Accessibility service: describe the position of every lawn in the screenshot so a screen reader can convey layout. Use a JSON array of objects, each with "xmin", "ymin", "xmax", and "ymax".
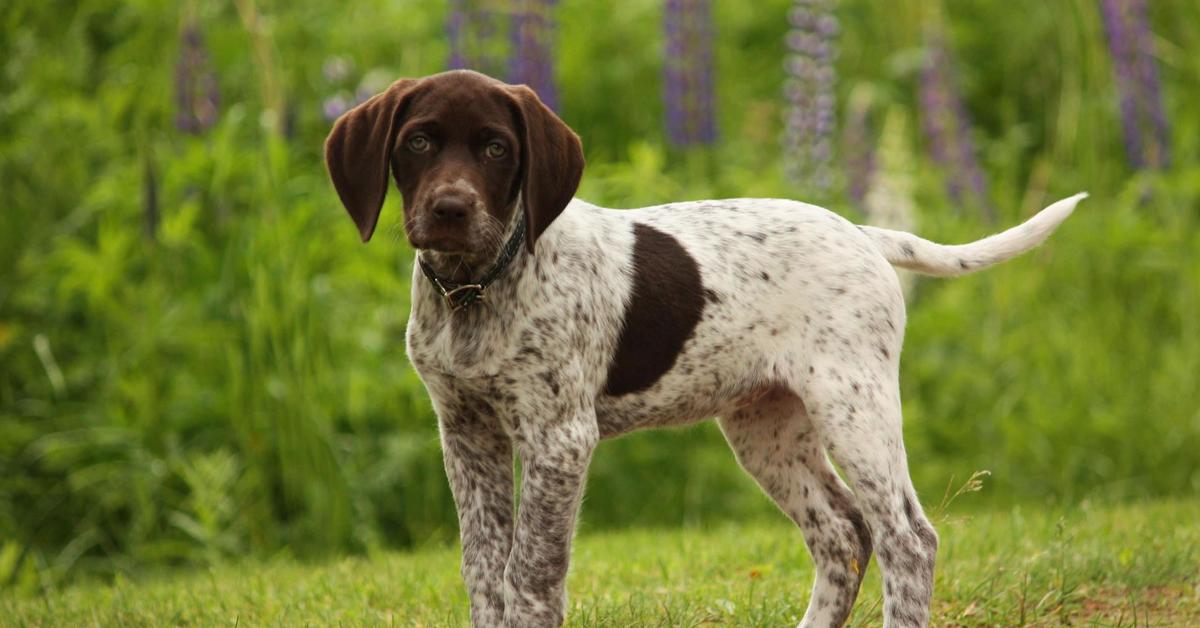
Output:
[{"xmin": 4, "ymin": 499, "xmax": 1197, "ymax": 626}]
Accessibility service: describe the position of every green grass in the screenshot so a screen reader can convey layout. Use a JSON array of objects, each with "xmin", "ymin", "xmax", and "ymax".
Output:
[{"xmin": 4, "ymin": 499, "xmax": 1197, "ymax": 626}]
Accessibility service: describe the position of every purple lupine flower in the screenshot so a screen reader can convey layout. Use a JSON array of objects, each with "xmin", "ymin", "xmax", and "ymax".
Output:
[
  {"xmin": 1101, "ymin": 0, "xmax": 1145, "ymax": 167},
  {"xmin": 918, "ymin": 32, "xmax": 993, "ymax": 221},
  {"xmin": 174, "ymin": 21, "xmax": 220, "ymax": 134},
  {"xmin": 322, "ymin": 92, "xmax": 352, "ymax": 122},
  {"xmin": 664, "ymin": 0, "xmax": 685, "ymax": 145},
  {"xmin": 509, "ymin": 1, "xmax": 560, "ymax": 112},
  {"xmin": 843, "ymin": 88, "xmax": 876, "ymax": 208},
  {"xmin": 446, "ymin": 1, "xmax": 506, "ymax": 78},
  {"xmin": 1099, "ymin": 0, "xmax": 1170, "ymax": 169},
  {"xmin": 663, "ymin": 0, "xmax": 717, "ymax": 146},
  {"xmin": 447, "ymin": 0, "xmax": 470, "ymax": 70},
  {"xmin": 320, "ymin": 69, "xmax": 392, "ymax": 122},
  {"xmin": 782, "ymin": 0, "xmax": 837, "ymax": 193}
]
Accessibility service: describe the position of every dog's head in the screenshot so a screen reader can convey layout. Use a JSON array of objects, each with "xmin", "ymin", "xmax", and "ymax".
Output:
[{"xmin": 324, "ymin": 70, "xmax": 584, "ymax": 264}]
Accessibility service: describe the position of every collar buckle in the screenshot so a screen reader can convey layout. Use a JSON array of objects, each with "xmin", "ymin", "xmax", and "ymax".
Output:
[{"xmin": 440, "ymin": 283, "xmax": 485, "ymax": 312}]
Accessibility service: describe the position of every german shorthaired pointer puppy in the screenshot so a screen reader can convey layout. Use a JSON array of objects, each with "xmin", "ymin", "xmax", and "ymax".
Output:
[{"xmin": 325, "ymin": 70, "xmax": 1084, "ymax": 627}]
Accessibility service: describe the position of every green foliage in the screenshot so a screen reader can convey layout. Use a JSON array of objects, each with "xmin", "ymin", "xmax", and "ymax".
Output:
[{"xmin": 1, "ymin": 0, "xmax": 1198, "ymax": 593}]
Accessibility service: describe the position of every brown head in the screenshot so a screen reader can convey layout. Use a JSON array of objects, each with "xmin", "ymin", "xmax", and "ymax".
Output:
[{"xmin": 324, "ymin": 70, "xmax": 585, "ymax": 269}]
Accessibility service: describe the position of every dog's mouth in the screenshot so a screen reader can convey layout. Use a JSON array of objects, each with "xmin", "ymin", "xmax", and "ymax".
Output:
[
  {"xmin": 410, "ymin": 236, "xmax": 470, "ymax": 255},
  {"xmin": 407, "ymin": 230, "xmax": 495, "ymax": 279},
  {"xmin": 405, "ymin": 208, "xmax": 518, "ymax": 277},
  {"xmin": 406, "ymin": 222, "xmax": 475, "ymax": 255}
]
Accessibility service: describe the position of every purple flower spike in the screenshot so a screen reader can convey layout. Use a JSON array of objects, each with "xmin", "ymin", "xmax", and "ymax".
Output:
[
  {"xmin": 175, "ymin": 21, "xmax": 220, "ymax": 134},
  {"xmin": 918, "ymin": 32, "xmax": 993, "ymax": 221},
  {"xmin": 842, "ymin": 89, "xmax": 876, "ymax": 209},
  {"xmin": 782, "ymin": 0, "xmax": 837, "ymax": 193},
  {"xmin": 447, "ymin": 0, "xmax": 469, "ymax": 70},
  {"xmin": 445, "ymin": 0, "xmax": 507, "ymax": 77},
  {"xmin": 1100, "ymin": 0, "xmax": 1170, "ymax": 169},
  {"xmin": 322, "ymin": 93, "xmax": 352, "ymax": 122},
  {"xmin": 509, "ymin": 0, "xmax": 561, "ymax": 112},
  {"xmin": 663, "ymin": 0, "xmax": 717, "ymax": 146}
]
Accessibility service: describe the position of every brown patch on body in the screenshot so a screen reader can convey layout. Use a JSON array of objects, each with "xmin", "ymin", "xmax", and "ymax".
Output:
[{"xmin": 603, "ymin": 223, "xmax": 706, "ymax": 396}]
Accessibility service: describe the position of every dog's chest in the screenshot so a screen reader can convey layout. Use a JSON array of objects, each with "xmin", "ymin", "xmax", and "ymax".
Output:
[
  {"xmin": 405, "ymin": 280, "xmax": 598, "ymax": 404},
  {"xmin": 406, "ymin": 306, "xmax": 517, "ymax": 385}
]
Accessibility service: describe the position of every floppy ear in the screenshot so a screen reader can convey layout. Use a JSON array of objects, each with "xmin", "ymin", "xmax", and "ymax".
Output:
[
  {"xmin": 324, "ymin": 79, "xmax": 420, "ymax": 242},
  {"xmin": 506, "ymin": 85, "xmax": 585, "ymax": 253}
]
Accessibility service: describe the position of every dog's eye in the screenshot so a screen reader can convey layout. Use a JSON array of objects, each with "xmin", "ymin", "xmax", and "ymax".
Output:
[
  {"xmin": 485, "ymin": 141, "xmax": 507, "ymax": 159},
  {"xmin": 407, "ymin": 134, "xmax": 431, "ymax": 153}
]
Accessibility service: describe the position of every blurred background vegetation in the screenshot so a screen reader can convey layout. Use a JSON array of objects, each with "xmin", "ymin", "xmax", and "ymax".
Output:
[{"xmin": 1, "ymin": 0, "xmax": 1197, "ymax": 595}]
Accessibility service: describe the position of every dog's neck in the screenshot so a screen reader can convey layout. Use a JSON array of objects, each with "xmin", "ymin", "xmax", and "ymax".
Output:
[
  {"xmin": 415, "ymin": 206, "xmax": 528, "ymax": 314},
  {"xmin": 419, "ymin": 251, "xmax": 487, "ymax": 286}
]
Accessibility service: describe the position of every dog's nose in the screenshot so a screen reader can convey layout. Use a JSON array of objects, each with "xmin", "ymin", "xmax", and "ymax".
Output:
[{"xmin": 431, "ymin": 197, "xmax": 471, "ymax": 223}]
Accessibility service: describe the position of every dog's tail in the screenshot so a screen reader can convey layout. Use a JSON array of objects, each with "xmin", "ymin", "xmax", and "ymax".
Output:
[{"xmin": 860, "ymin": 193, "xmax": 1087, "ymax": 277}]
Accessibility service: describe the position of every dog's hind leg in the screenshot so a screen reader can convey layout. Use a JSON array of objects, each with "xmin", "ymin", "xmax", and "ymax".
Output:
[
  {"xmin": 797, "ymin": 357, "xmax": 938, "ymax": 628},
  {"xmin": 719, "ymin": 389, "xmax": 873, "ymax": 627}
]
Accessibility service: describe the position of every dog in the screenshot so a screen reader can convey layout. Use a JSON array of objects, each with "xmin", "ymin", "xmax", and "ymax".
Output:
[{"xmin": 324, "ymin": 69, "xmax": 1084, "ymax": 627}]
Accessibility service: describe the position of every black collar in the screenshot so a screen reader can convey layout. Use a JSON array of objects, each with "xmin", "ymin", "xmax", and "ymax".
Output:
[{"xmin": 417, "ymin": 214, "xmax": 526, "ymax": 313}]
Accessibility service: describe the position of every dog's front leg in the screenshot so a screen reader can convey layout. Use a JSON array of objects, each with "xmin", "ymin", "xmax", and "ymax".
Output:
[
  {"xmin": 439, "ymin": 405, "xmax": 515, "ymax": 627},
  {"xmin": 504, "ymin": 414, "xmax": 598, "ymax": 627}
]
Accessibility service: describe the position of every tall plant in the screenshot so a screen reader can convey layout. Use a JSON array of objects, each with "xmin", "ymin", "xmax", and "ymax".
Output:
[
  {"xmin": 842, "ymin": 86, "xmax": 875, "ymax": 208},
  {"xmin": 782, "ymin": 0, "xmax": 837, "ymax": 194},
  {"xmin": 864, "ymin": 107, "xmax": 917, "ymax": 297},
  {"xmin": 918, "ymin": 31, "xmax": 993, "ymax": 221},
  {"xmin": 509, "ymin": 0, "xmax": 560, "ymax": 111},
  {"xmin": 447, "ymin": 0, "xmax": 515, "ymax": 80},
  {"xmin": 663, "ymin": 0, "xmax": 717, "ymax": 146},
  {"xmin": 1099, "ymin": 0, "xmax": 1170, "ymax": 169},
  {"xmin": 174, "ymin": 19, "xmax": 220, "ymax": 135}
]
